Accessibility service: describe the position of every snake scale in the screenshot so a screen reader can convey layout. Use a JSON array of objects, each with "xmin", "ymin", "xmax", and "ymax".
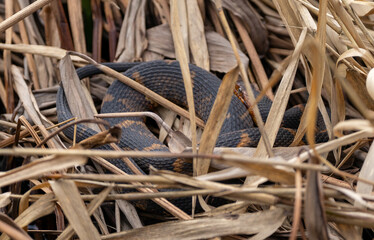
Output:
[{"xmin": 56, "ymin": 60, "xmax": 328, "ymax": 213}]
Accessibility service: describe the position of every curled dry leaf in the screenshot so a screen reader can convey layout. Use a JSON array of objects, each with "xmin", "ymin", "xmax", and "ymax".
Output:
[
  {"xmin": 337, "ymin": 48, "xmax": 374, "ymax": 69},
  {"xmin": 366, "ymin": 68, "xmax": 374, "ymax": 101},
  {"xmin": 334, "ymin": 119, "xmax": 374, "ymax": 134}
]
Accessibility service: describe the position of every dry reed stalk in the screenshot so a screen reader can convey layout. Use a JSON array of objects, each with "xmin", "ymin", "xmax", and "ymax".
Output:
[
  {"xmin": 14, "ymin": 2, "xmax": 40, "ymax": 90},
  {"xmin": 170, "ymin": 0, "xmax": 198, "ymax": 189},
  {"xmin": 197, "ymin": 67, "xmax": 240, "ymax": 178},
  {"xmin": 1, "ymin": 0, "xmax": 374, "ymax": 239},
  {"xmin": 0, "ymin": 0, "xmax": 54, "ymax": 33}
]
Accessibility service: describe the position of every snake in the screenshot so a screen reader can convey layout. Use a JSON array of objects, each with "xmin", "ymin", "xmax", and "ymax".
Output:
[{"xmin": 56, "ymin": 60, "xmax": 328, "ymax": 213}]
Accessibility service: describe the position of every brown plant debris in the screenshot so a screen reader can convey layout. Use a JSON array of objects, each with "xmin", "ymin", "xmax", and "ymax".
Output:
[{"xmin": 1, "ymin": 0, "xmax": 374, "ymax": 239}]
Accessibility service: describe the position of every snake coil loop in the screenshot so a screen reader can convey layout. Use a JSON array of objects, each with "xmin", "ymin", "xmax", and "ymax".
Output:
[{"xmin": 56, "ymin": 60, "xmax": 328, "ymax": 212}]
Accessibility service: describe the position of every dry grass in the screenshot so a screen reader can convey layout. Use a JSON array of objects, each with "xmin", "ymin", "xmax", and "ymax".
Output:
[{"xmin": 1, "ymin": 0, "xmax": 374, "ymax": 239}]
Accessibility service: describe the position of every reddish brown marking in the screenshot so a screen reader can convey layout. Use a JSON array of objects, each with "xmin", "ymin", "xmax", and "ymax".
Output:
[
  {"xmin": 132, "ymin": 71, "xmax": 144, "ymax": 84},
  {"xmin": 102, "ymin": 94, "xmax": 114, "ymax": 103},
  {"xmin": 190, "ymin": 70, "xmax": 196, "ymax": 79},
  {"xmin": 119, "ymin": 120, "xmax": 143, "ymax": 128},
  {"xmin": 285, "ymin": 128, "xmax": 297, "ymax": 135},
  {"xmin": 144, "ymin": 95, "xmax": 156, "ymax": 106},
  {"xmin": 142, "ymin": 143, "xmax": 164, "ymax": 151},
  {"xmin": 200, "ymin": 95, "xmax": 212, "ymax": 106},
  {"xmin": 237, "ymin": 132, "xmax": 252, "ymax": 147},
  {"xmin": 240, "ymin": 111, "xmax": 252, "ymax": 125},
  {"xmin": 285, "ymin": 128, "xmax": 305, "ymax": 146},
  {"xmin": 172, "ymin": 158, "xmax": 188, "ymax": 173},
  {"xmin": 121, "ymin": 146, "xmax": 133, "ymax": 151},
  {"xmin": 118, "ymin": 98, "xmax": 138, "ymax": 111}
]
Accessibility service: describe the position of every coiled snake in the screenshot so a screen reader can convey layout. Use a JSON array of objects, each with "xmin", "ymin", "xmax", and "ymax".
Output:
[{"xmin": 56, "ymin": 60, "xmax": 328, "ymax": 212}]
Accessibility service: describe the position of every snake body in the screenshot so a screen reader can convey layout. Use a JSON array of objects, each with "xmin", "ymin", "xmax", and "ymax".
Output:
[{"xmin": 56, "ymin": 60, "xmax": 328, "ymax": 212}]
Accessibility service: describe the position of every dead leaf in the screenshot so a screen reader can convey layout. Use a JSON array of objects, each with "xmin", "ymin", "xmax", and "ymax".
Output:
[
  {"xmin": 0, "ymin": 192, "xmax": 11, "ymax": 208},
  {"xmin": 115, "ymin": 0, "xmax": 147, "ymax": 62},
  {"xmin": 0, "ymin": 212, "xmax": 32, "ymax": 240},
  {"xmin": 0, "ymin": 193, "xmax": 55, "ymax": 240},
  {"xmin": 0, "ymin": 154, "xmax": 87, "ymax": 188},
  {"xmin": 197, "ymin": 67, "xmax": 239, "ymax": 175},
  {"xmin": 50, "ymin": 179, "xmax": 101, "ymax": 240},
  {"xmin": 304, "ymin": 154, "xmax": 329, "ymax": 240},
  {"xmin": 59, "ymin": 54, "xmax": 99, "ymax": 132},
  {"xmin": 101, "ymin": 208, "xmax": 286, "ymax": 240}
]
